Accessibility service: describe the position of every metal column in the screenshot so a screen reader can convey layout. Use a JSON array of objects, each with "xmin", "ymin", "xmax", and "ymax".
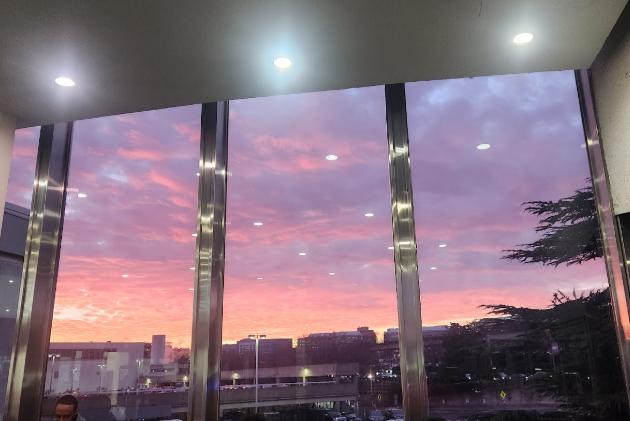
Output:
[
  {"xmin": 575, "ymin": 69, "xmax": 630, "ymax": 410},
  {"xmin": 385, "ymin": 83, "xmax": 429, "ymax": 420},
  {"xmin": 3, "ymin": 122, "xmax": 73, "ymax": 421},
  {"xmin": 188, "ymin": 102, "xmax": 229, "ymax": 421}
]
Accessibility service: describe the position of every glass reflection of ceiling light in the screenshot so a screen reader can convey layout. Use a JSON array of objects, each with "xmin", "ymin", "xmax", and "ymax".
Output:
[
  {"xmin": 388, "ymin": 246, "xmax": 394, "ymax": 250},
  {"xmin": 365, "ymin": 213, "xmax": 374, "ymax": 217},
  {"xmin": 477, "ymin": 144, "xmax": 491, "ymax": 150},
  {"xmin": 9, "ymin": 280, "xmax": 14, "ymax": 283},
  {"xmin": 299, "ymin": 252, "xmax": 307, "ymax": 256},
  {"xmin": 326, "ymin": 155, "xmax": 338, "ymax": 161},
  {"xmin": 5, "ymin": 309, "xmax": 9, "ymax": 312},
  {"xmin": 189, "ymin": 288, "xmax": 194, "ymax": 291},
  {"xmin": 122, "ymin": 274, "xmax": 129, "ymax": 278},
  {"xmin": 192, "ymin": 233, "xmax": 197, "ymax": 237},
  {"xmin": 253, "ymin": 222, "xmax": 263, "ymax": 226},
  {"xmin": 439, "ymin": 244, "xmax": 447, "ymax": 248},
  {"xmin": 274, "ymin": 57, "xmax": 293, "ymax": 69},
  {"xmin": 55, "ymin": 77, "xmax": 75, "ymax": 87},
  {"xmin": 78, "ymin": 193, "xmax": 87, "ymax": 198},
  {"xmin": 256, "ymin": 277, "xmax": 264, "ymax": 280},
  {"xmin": 190, "ymin": 267, "xmax": 195, "ymax": 270},
  {"xmin": 196, "ymin": 173, "xmax": 200, "ymax": 176},
  {"xmin": 513, "ymin": 33, "xmax": 534, "ymax": 44},
  {"xmin": 430, "ymin": 267, "xmax": 437, "ymax": 270},
  {"xmin": 329, "ymin": 272, "xmax": 335, "ymax": 275}
]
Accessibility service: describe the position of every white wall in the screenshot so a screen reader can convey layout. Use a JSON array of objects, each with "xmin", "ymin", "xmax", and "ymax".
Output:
[
  {"xmin": 591, "ymin": 2, "xmax": 630, "ymax": 215},
  {"xmin": 0, "ymin": 112, "xmax": 17, "ymax": 233}
]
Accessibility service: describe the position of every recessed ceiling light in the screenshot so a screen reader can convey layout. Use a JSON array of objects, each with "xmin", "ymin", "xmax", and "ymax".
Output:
[
  {"xmin": 192, "ymin": 233, "xmax": 197, "ymax": 237},
  {"xmin": 430, "ymin": 267, "xmax": 437, "ymax": 270},
  {"xmin": 299, "ymin": 252, "xmax": 307, "ymax": 256},
  {"xmin": 274, "ymin": 57, "xmax": 292, "ymax": 69},
  {"xmin": 326, "ymin": 155, "xmax": 338, "ymax": 161},
  {"xmin": 253, "ymin": 222, "xmax": 263, "ymax": 226},
  {"xmin": 256, "ymin": 277, "xmax": 264, "ymax": 280},
  {"xmin": 329, "ymin": 272, "xmax": 335, "ymax": 275},
  {"xmin": 55, "ymin": 77, "xmax": 75, "ymax": 87},
  {"xmin": 78, "ymin": 193, "xmax": 87, "ymax": 198},
  {"xmin": 388, "ymin": 246, "xmax": 395, "ymax": 250},
  {"xmin": 365, "ymin": 213, "xmax": 374, "ymax": 217},
  {"xmin": 122, "ymin": 274, "xmax": 129, "ymax": 278},
  {"xmin": 439, "ymin": 244, "xmax": 447, "ymax": 248},
  {"xmin": 477, "ymin": 144, "xmax": 490, "ymax": 150},
  {"xmin": 513, "ymin": 33, "xmax": 534, "ymax": 44}
]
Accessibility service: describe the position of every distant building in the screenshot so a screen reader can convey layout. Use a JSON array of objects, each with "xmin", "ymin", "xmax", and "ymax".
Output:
[
  {"xmin": 236, "ymin": 338, "xmax": 292, "ymax": 356},
  {"xmin": 384, "ymin": 328, "xmax": 399, "ymax": 344},
  {"xmin": 298, "ymin": 327, "xmax": 376, "ymax": 352}
]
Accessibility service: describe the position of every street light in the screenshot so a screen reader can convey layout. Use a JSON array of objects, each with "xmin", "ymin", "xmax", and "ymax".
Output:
[
  {"xmin": 98, "ymin": 364, "xmax": 106, "ymax": 392},
  {"xmin": 48, "ymin": 354, "xmax": 60, "ymax": 393},
  {"xmin": 248, "ymin": 334, "xmax": 266, "ymax": 411}
]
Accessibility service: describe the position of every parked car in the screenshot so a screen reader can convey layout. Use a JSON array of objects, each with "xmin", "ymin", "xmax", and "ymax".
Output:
[
  {"xmin": 325, "ymin": 411, "xmax": 343, "ymax": 421},
  {"xmin": 368, "ymin": 410, "xmax": 386, "ymax": 421},
  {"xmin": 385, "ymin": 408, "xmax": 403, "ymax": 420}
]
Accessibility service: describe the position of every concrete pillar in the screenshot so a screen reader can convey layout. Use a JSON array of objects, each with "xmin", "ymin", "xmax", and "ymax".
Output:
[
  {"xmin": 0, "ymin": 112, "xmax": 17, "ymax": 234},
  {"xmin": 590, "ymin": 2, "xmax": 630, "ymax": 215}
]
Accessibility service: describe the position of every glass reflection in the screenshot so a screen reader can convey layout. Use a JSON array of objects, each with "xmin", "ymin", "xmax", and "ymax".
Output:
[
  {"xmin": 223, "ymin": 87, "xmax": 401, "ymax": 420},
  {"xmin": 407, "ymin": 71, "xmax": 628, "ymax": 420},
  {"xmin": 41, "ymin": 106, "xmax": 200, "ymax": 421}
]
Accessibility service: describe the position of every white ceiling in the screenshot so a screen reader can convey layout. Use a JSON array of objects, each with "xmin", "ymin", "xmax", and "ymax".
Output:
[{"xmin": 0, "ymin": 0, "xmax": 627, "ymax": 128}]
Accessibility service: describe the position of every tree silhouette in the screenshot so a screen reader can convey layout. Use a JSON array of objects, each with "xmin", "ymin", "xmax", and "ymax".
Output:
[{"xmin": 502, "ymin": 184, "xmax": 602, "ymax": 267}]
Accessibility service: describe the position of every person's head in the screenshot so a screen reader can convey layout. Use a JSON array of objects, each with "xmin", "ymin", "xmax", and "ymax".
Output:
[{"xmin": 54, "ymin": 395, "xmax": 79, "ymax": 421}]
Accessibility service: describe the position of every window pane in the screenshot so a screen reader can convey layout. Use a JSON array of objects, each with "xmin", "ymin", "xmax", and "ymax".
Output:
[
  {"xmin": 407, "ymin": 71, "xmax": 628, "ymax": 420},
  {"xmin": 43, "ymin": 106, "xmax": 200, "ymax": 421},
  {"xmin": 1, "ymin": 126, "xmax": 39, "ymax": 419},
  {"xmin": 223, "ymin": 87, "xmax": 401, "ymax": 420}
]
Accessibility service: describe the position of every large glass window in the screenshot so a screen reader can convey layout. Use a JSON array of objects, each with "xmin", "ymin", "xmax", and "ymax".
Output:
[
  {"xmin": 222, "ymin": 87, "xmax": 402, "ymax": 420},
  {"xmin": 407, "ymin": 71, "xmax": 628, "ymax": 420},
  {"xmin": 42, "ymin": 106, "xmax": 200, "ymax": 421}
]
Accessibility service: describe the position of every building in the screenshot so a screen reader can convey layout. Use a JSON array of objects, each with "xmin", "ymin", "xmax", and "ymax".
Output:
[
  {"xmin": 47, "ymin": 342, "xmax": 146, "ymax": 393},
  {"xmin": 236, "ymin": 338, "xmax": 292, "ymax": 356},
  {"xmin": 298, "ymin": 327, "xmax": 376, "ymax": 351},
  {"xmin": 384, "ymin": 328, "xmax": 399, "ymax": 344}
]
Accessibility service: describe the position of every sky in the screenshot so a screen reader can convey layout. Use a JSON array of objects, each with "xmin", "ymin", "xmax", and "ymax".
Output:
[{"xmin": 5, "ymin": 70, "xmax": 608, "ymax": 348}]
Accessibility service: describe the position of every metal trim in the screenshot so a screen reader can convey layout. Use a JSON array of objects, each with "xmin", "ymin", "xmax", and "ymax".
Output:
[
  {"xmin": 3, "ymin": 122, "xmax": 74, "ymax": 421},
  {"xmin": 188, "ymin": 102, "xmax": 229, "ymax": 421},
  {"xmin": 385, "ymin": 83, "xmax": 429, "ymax": 420},
  {"xmin": 575, "ymin": 69, "xmax": 630, "ymax": 409}
]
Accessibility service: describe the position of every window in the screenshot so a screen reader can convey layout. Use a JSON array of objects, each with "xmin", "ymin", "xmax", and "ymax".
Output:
[
  {"xmin": 43, "ymin": 106, "xmax": 199, "ymax": 420},
  {"xmin": 223, "ymin": 87, "xmax": 401, "ymax": 419},
  {"xmin": 406, "ymin": 71, "xmax": 628, "ymax": 420}
]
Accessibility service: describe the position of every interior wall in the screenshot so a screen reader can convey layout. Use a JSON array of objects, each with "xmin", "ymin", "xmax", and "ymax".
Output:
[
  {"xmin": 0, "ymin": 112, "xmax": 17, "ymax": 234},
  {"xmin": 590, "ymin": 1, "xmax": 630, "ymax": 215}
]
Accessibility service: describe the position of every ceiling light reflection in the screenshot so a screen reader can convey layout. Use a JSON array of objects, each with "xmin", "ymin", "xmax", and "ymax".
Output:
[
  {"xmin": 326, "ymin": 155, "xmax": 338, "ymax": 161},
  {"xmin": 477, "ymin": 144, "xmax": 490, "ymax": 150},
  {"xmin": 329, "ymin": 272, "xmax": 335, "ymax": 275},
  {"xmin": 439, "ymin": 244, "xmax": 447, "ymax": 248},
  {"xmin": 122, "ymin": 274, "xmax": 129, "ymax": 278},
  {"xmin": 299, "ymin": 252, "xmax": 306, "ymax": 256},
  {"xmin": 253, "ymin": 222, "xmax": 263, "ymax": 226},
  {"xmin": 364, "ymin": 213, "xmax": 374, "ymax": 217},
  {"xmin": 78, "ymin": 193, "xmax": 87, "ymax": 198},
  {"xmin": 256, "ymin": 277, "xmax": 264, "ymax": 280},
  {"xmin": 388, "ymin": 246, "xmax": 394, "ymax": 250},
  {"xmin": 192, "ymin": 233, "xmax": 197, "ymax": 237},
  {"xmin": 430, "ymin": 267, "xmax": 437, "ymax": 270}
]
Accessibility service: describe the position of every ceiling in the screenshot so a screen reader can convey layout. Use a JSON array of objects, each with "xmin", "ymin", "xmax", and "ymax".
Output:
[{"xmin": 0, "ymin": 0, "xmax": 627, "ymax": 128}]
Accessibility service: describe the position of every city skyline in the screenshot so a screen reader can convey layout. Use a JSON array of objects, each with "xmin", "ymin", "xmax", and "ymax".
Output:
[{"xmin": 5, "ymin": 70, "xmax": 607, "ymax": 348}]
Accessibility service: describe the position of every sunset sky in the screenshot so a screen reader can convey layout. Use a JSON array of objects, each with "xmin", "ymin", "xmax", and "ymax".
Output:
[{"xmin": 6, "ymin": 70, "xmax": 608, "ymax": 348}]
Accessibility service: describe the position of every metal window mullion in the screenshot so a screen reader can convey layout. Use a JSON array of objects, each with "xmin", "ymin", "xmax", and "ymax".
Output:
[
  {"xmin": 575, "ymin": 69, "xmax": 630, "ymax": 411},
  {"xmin": 385, "ymin": 83, "xmax": 429, "ymax": 421},
  {"xmin": 188, "ymin": 102, "xmax": 229, "ymax": 421},
  {"xmin": 3, "ymin": 122, "xmax": 74, "ymax": 421}
]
